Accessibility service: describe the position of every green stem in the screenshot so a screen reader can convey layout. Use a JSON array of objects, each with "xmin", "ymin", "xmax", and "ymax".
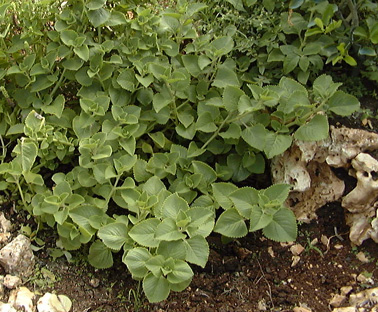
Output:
[
  {"xmin": 106, "ymin": 175, "xmax": 121, "ymax": 206},
  {"xmin": 51, "ymin": 68, "xmax": 67, "ymax": 98},
  {"xmin": 0, "ymin": 135, "xmax": 6, "ymax": 164},
  {"xmin": 202, "ymin": 112, "xmax": 233, "ymax": 149},
  {"xmin": 165, "ymin": 81, "xmax": 179, "ymax": 125},
  {"xmin": 15, "ymin": 177, "xmax": 28, "ymax": 210},
  {"xmin": 97, "ymin": 27, "xmax": 102, "ymax": 44}
]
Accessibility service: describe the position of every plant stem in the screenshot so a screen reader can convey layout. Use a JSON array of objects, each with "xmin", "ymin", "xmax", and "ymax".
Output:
[
  {"xmin": 51, "ymin": 68, "xmax": 67, "ymax": 98},
  {"xmin": 15, "ymin": 177, "xmax": 28, "ymax": 211},
  {"xmin": 105, "ymin": 175, "xmax": 121, "ymax": 206},
  {"xmin": 0, "ymin": 135, "xmax": 6, "ymax": 164},
  {"xmin": 202, "ymin": 112, "xmax": 233, "ymax": 149}
]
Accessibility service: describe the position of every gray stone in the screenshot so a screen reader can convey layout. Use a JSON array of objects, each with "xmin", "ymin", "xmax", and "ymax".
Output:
[{"xmin": 0, "ymin": 235, "xmax": 35, "ymax": 277}]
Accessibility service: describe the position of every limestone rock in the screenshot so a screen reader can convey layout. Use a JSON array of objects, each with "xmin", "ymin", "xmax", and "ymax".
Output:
[
  {"xmin": 0, "ymin": 213, "xmax": 11, "ymax": 234},
  {"xmin": 349, "ymin": 287, "xmax": 378, "ymax": 308},
  {"xmin": 330, "ymin": 293, "xmax": 347, "ymax": 307},
  {"xmin": 272, "ymin": 145, "xmax": 345, "ymax": 222},
  {"xmin": 8, "ymin": 287, "xmax": 35, "ymax": 312},
  {"xmin": 0, "ymin": 303, "xmax": 16, "ymax": 312},
  {"xmin": 342, "ymin": 153, "xmax": 378, "ymax": 245},
  {"xmin": 326, "ymin": 126, "xmax": 378, "ymax": 167},
  {"xmin": 0, "ymin": 234, "xmax": 35, "ymax": 277},
  {"xmin": 3, "ymin": 275, "xmax": 21, "ymax": 289},
  {"xmin": 37, "ymin": 293, "xmax": 72, "ymax": 312}
]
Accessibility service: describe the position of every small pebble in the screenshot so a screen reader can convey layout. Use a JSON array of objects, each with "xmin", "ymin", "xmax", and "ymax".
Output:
[
  {"xmin": 89, "ymin": 278, "xmax": 100, "ymax": 288},
  {"xmin": 356, "ymin": 251, "xmax": 369, "ymax": 263}
]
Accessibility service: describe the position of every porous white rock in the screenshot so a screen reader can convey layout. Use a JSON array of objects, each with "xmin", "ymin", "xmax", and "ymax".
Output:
[
  {"xmin": 3, "ymin": 275, "xmax": 21, "ymax": 289},
  {"xmin": 326, "ymin": 126, "xmax": 378, "ymax": 167},
  {"xmin": 0, "ymin": 234, "xmax": 35, "ymax": 277},
  {"xmin": 342, "ymin": 153, "xmax": 378, "ymax": 213},
  {"xmin": 0, "ymin": 214, "xmax": 11, "ymax": 234},
  {"xmin": 0, "ymin": 303, "xmax": 16, "ymax": 312},
  {"xmin": 37, "ymin": 293, "xmax": 72, "ymax": 312},
  {"xmin": 272, "ymin": 144, "xmax": 345, "ymax": 222},
  {"xmin": 8, "ymin": 287, "xmax": 35, "ymax": 312},
  {"xmin": 349, "ymin": 287, "xmax": 378, "ymax": 307},
  {"xmin": 342, "ymin": 153, "xmax": 378, "ymax": 245}
]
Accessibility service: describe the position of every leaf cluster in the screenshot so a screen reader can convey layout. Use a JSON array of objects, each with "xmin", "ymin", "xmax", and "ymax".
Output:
[{"xmin": 0, "ymin": 0, "xmax": 360, "ymax": 302}]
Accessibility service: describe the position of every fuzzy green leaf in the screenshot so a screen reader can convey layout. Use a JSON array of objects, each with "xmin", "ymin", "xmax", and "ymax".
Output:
[
  {"xmin": 184, "ymin": 236, "xmax": 209, "ymax": 268},
  {"xmin": 143, "ymin": 273, "xmax": 170, "ymax": 303},
  {"xmin": 294, "ymin": 114, "xmax": 329, "ymax": 141},
  {"xmin": 328, "ymin": 91, "xmax": 360, "ymax": 116},
  {"xmin": 98, "ymin": 223, "xmax": 129, "ymax": 251},
  {"xmin": 214, "ymin": 208, "xmax": 247, "ymax": 238},
  {"xmin": 123, "ymin": 247, "xmax": 151, "ymax": 279},
  {"xmin": 211, "ymin": 183, "xmax": 238, "ymax": 209},
  {"xmin": 229, "ymin": 187, "xmax": 259, "ymax": 218},
  {"xmin": 88, "ymin": 240, "xmax": 113, "ymax": 269},
  {"xmin": 262, "ymin": 208, "xmax": 297, "ymax": 242},
  {"xmin": 129, "ymin": 219, "xmax": 160, "ymax": 248}
]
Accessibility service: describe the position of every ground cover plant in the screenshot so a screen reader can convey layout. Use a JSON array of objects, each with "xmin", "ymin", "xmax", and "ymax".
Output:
[{"xmin": 0, "ymin": 0, "xmax": 366, "ymax": 303}]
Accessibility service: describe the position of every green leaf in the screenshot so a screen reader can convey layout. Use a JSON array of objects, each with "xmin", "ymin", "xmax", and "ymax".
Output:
[
  {"xmin": 129, "ymin": 219, "xmax": 160, "ymax": 248},
  {"xmin": 223, "ymin": 86, "xmax": 244, "ymax": 112},
  {"xmin": 87, "ymin": 8, "xmax": 110, "ymax": 28},
  {"xmin": 117, "ymin": 69, "xmax": 137, "ymax": 92},
  {"xmin": 241, "ymin": 124, "xmax": 267, "ymax": 151},
  {"xmin": 182, "ymin": 55, "xmax": 201, "ymax": 77},
  {"xmin": 155, "ymin": 218, "xmax": 186, "ymax": 241},
  {"xmin": 196, "ymin": 112, "xmax": 217, "ymax": 133},
  {"xmin": 344, "ymin": 55, "xmax": 357, "ymax": 66},
  {"xmin": 60, "ymin": 30, "xmax": 78, "ymax": 46},
  {"xmin": 19, "ymin": 139, "xmax": 38, "ymax": 172},
  {"xmin": 289, "ymin": 0, "xmax": 303, "ymax": 9},
  {"xmin": 225, "ymin": 0, "xmax": 245, "ymax": 11},
  {"xmin": 212, "ymin": 67, "xmax": 240, "ymax": 88},
  {"xmin": 312, "ymin": 74, "xmax": 341, "ymax": 99},
  {"xmin": 211, "ymin": 183, "xmax": 238, "ymax": 209},
  {"xmin": 328, "ymin": 91, "xmax": 360, "ymax": 116},
  {"xmin": 184, "ymin": 236, "xmax": 209, "ymax": 268},
  {"xmin": 153, "ymin": 92, "xmax": 172, "ymax": 113},
  {"xmin": 123, "ymin": 247, "xmax": 151, "ymax": 278},
  {"xmin": 283, "ymin": 55, "xmax": 300, "ymax": 74},
  {"xmin": 98, "ymin": 223, "xmax": 128, "ymax": 251},
  {"xmin": 41, "ymin": 95, "xmax": 65, "ymax": 118},
  {"xmin": 214, "ymin": 208, "xmax": 248, "ymax": 238},
  {"xmin": 88, "ymin": 240, "xmax": 113, "ymax": 269},
  {"xmin": 263, "ymin": 184, "xmax": 291, "ymax": 203},
  {"xmin": 250, "ymin": 206, "xmax": 273, "ymax": 232},
  {"xmin": 167, "ymin": 260, "xmax": 193, "ymax": 284},
  {"xmin": 264, "ymin": 132, "xmax": 292, "ymax": 159},
  {"xmin": 86, "ymin": 0, "xmax": 106, "ymax": 10},
  {"xmin": 157, "ymin": 240, "xmax": 186, "ymax": 260},
  {"xmin": 211, "ymin": 36, "xmax": 234, "ymax": 57},
  {"xmin": 143, "ymin": 273, "xmax": 170, "ymax": 303},
  {"xmin": 263, "ymin": 208, "xmax": 297, "ymax": 242},
  {"xmin": 162, "ymin": 193, "xmax": 189, "ymax": 220},
  {"xmin": 294, "ymin": 114, "xmax": 329, "ymax": 141},
  {"xmin": 229, "ymin": 187, "xmax": 259, "ymax": 218},
  {"xmin": 74, "ymin": 45, "xmax": 90, "ymax": 61}
]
